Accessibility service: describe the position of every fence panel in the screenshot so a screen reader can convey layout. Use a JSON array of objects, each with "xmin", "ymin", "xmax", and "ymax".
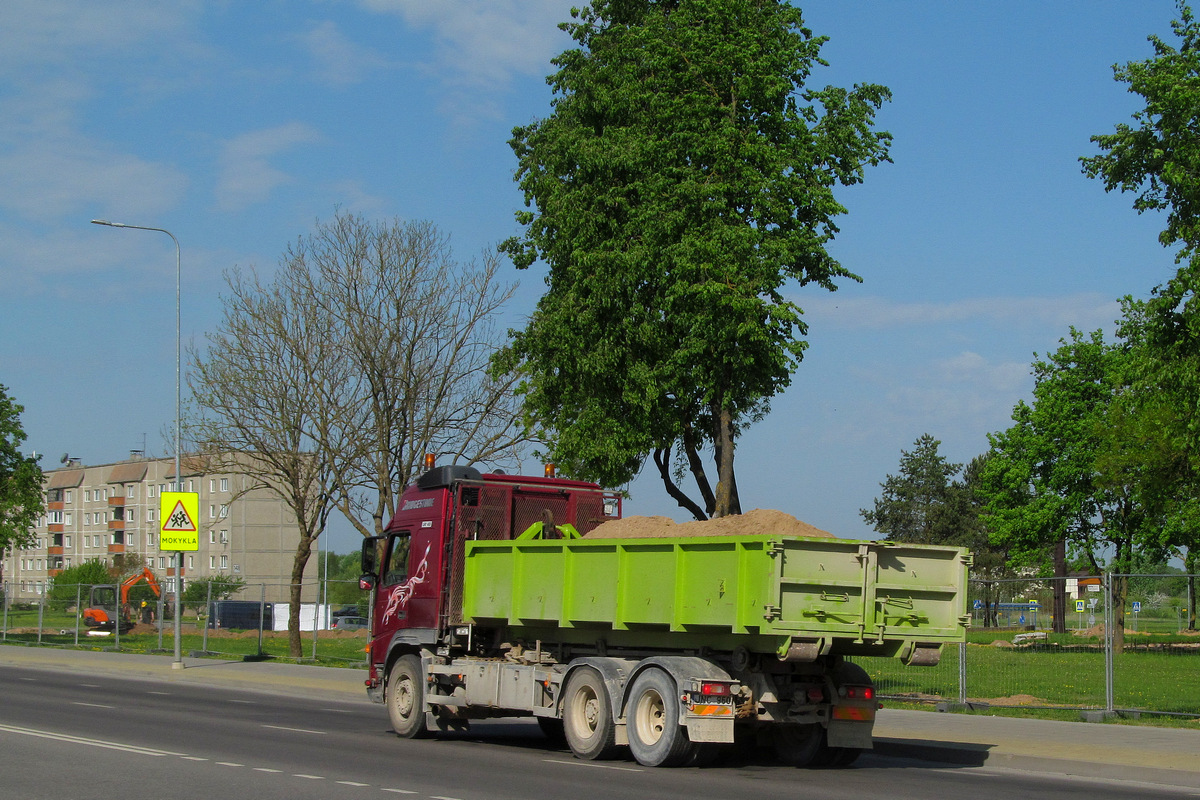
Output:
[{"xmin": 1112, "ymin": 573, "xmax": 1200, "ymax": 718}]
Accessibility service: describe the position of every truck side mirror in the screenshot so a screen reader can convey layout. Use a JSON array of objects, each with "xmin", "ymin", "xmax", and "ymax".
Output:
[
  {"xmin": 361, "ymin": 535, "xmax": 382, "ymax": 576},
  {"xmin": 359, "ymin": 574, "xmax": 376, "ymax": 591}
]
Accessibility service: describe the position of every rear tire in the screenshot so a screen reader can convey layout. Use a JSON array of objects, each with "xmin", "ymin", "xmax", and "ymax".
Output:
[
  {"xmin": 387, "ymin": 655, "xmax": 429, "ymax": 739},
  {"xmin": 626, "ymin": 669, "xmax": 700, "ymax": 767},
  {"xmin": 770, "ymin": 723, "xmax": 823, "ymax": 767},
  {"xmin": 562, "ymin": 668, "xmax": 620, "ymax": 760}
]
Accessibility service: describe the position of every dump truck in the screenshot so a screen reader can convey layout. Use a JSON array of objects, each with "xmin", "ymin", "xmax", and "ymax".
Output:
[{"xmin": 359, "ymin": 461, "xmax": 971, "ymax": 768}]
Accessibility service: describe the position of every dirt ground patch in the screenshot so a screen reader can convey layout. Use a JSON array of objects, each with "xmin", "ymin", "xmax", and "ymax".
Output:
[{"xmin": 586, "ymin": 508, "xmax": 834, "ymax": 539}]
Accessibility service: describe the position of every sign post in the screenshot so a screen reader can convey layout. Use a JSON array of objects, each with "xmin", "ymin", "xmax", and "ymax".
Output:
[{"xmin": 160, "ymin": 492, "xmax": 199, "ymax": 664}]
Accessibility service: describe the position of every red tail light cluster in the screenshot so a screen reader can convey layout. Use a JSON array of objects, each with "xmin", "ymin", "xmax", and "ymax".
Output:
[
  {"xmin": 843, "ymin": 685, "xmax": 874, "ymax": 701},
  {"xmin": 699, "ymin": 682, "xmax": 731, "ymax": 696}
]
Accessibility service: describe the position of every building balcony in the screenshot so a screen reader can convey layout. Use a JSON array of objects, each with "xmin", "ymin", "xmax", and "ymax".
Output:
[
  {"xmin": 47, "ymin": 501, "xmax": 64, "ymax": 511},
  {"xmin": 48, "ymin": 523, "xmax": 64, "ymax": 533},
  {"xmin": 47, "ymin": 546, "xmax": 63, "ymax": 556},
  {"xmin": 108, "ymin": 496, "xmax": 125, "ymax": 507},
  {"xmin": 108, "ymin": 543, "xmax": 126, "ymax": 554},
  {"xmin": 108, "ymin": 520, "xmax": 125, "ymax": 531},
  {"xmin": 48, "ymin": 569, "xmax": 63, "ymax": 578}
]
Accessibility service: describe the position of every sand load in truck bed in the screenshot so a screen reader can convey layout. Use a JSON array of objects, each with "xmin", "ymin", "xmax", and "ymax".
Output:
[{"xmin": 584, "ymin": 508, "xmax": 835, "ymax": 539}]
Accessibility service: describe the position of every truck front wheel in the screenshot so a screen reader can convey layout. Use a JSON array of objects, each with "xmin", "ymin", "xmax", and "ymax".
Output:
[
  {"xmin": 387, "ymin": 655, "xmax": 429, "ymax": 739},
  {"xmin": 562, "ymin": 667, "xmax": 619, "ymax": 760},
  {"xmin": 626, "ymin": 669, "xmax": 699, "ymax": 767}
]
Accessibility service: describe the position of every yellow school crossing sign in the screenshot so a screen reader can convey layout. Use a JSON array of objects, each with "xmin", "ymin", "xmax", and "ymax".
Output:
[{"xmin": 160, "ymin": 492, "xmax": 199, "ymax": 551}]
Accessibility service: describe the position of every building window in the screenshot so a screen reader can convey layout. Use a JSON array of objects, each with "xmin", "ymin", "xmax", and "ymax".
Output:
[
  {"xmin": 220, "ymin": 478, "xmax": 228, "ymax": 492},
  {"xmin": 148, "ymin": 484, "xmax": 156, "ymax": 498},
  {"xmin": 159, "ymin": 557, "xmax": 167, "ymax": 570},
  {"xmin": 85, "ymin": 513, "xmax": 91, "ymax": 526},
  {"xmin": 84, "ymin": 490, "xmax": 92, "ymax": 502},
  {"xmin": 210, "ymin": 530, "xmax": 216, "ymax": 544},
  {"xmin": 219, "ymin": 530, "xmax": 229, "ymax": 545},
  {"xmin": 210, "ymin": 479, "xmax": 216, "ymax": 492},
  {"xmin": 64, "ymin": 491, "xmax": 72, "ymax": 503},
  {"xmin": 148, "ymin": 509, "xmax": 156, "ymax": 522},
  {"xmin": 209, "ymin": 504, "xmax": 215, "ymax": 520},
  {"xmin": 65, "ymin": 558, "xmax": 72, "ymax": 568},
  {"xmin": 187, "ymin": 555, "xmax": 194, "ymax": 569},
  {"xmin": 187, "ymin": 480, "xmax": 194, "ymax": 492},
  {"xmin": 49, "ymin": 511, "xmax": 62, "ymax": 524},
  {"xmin": 209, "ymin": 555, "xmax": 216, "ymax": 569},
  {"xmin": 220, "ymin": 555, "xmax": 228, "ymax": 569},
  {"xmin": 127, "ymin": 485, "xmax": 135, "ymax": 498},
  {"xmin": 64, "ymin": 535, "xmax": 71, "ymax": 548},
  {"xmin": 64, "ymin": 513, "xmax": 72, "ymax": 526}
]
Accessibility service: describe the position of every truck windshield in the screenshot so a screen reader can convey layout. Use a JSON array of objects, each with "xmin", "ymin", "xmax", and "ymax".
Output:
[{"xmin": 383, "ymin": 532, "xmax": 412, "ymax": 586}]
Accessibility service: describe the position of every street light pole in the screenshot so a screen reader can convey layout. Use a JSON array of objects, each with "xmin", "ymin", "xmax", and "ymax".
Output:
[{"xmin": 91, "ymin": 219, "xmax": 185, "ymax": 669}]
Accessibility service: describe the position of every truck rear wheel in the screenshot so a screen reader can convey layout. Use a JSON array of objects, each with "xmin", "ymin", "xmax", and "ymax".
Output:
[
  {"xmin": 626, "ymin": 669, "xmax": 699, "ymax": 767},
  {"xmin": 387, "ymin": 655, "xmax": 429, "ymax": 739},
  {"xmin": 562, "ymin": 667, "xmax": 619, "ymax": 760},
  {"xmin": 770, "ymin": 723, "xmax": 823, "ymax": 767}
]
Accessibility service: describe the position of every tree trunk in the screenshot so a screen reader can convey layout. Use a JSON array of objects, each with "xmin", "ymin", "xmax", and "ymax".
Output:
[
  {"xmin": 712, "ymin": 405, "xmax": 737, "ymax": 518},
  {"xmin": 288, "ymin": 531, "xmax": 317, "ymax": 657},
  {"xmin": 653, "ymin": 447, "xmax": 707, "ymax": 521},
  {"xmin": 1187, "ymin": 551, "xmax": 1197, "ymax": 632},
  {"xmin": 1052, "ymin": 538, "xmax": 1067, "ymax": 634}
]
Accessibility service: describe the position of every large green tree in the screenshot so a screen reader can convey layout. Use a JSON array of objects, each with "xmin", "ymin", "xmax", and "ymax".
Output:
[
  {"xmin": 980, "ymin": 329, "xmax": 1153, "ymax": 645},
  {"xmin": 501, "ymin": 0, "xmax": 891, "ymax": 518},
  {"xmin": 1081, "ymin": 1, "xmax": 1200, "ymax": 258},
  {"xmin": 860, "ymin": 434, "xmax": 962, "ymax": 545},
  {"xmin": 1082, "ymin": 1, "xmax": 1200, "ymax": 628},
  {"xmin": 0, "ymin": 384, "xmax": 43, "ymax": 555}
]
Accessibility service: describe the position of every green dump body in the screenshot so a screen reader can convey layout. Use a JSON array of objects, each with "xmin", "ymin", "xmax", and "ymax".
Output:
[{"xmin": 462, "ymin": 535, "xmax": 971, "ymax": 662}]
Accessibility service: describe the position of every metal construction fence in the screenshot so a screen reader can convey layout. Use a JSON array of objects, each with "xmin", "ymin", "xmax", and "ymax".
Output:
[
  {"xmin": 5, "ymin": 573, "xmax": 1198, "ymax": 719},
  {"xmin": 855, "ymin": 574, "xmax": 1200, "ymax": 720},
  {"xmin": 0, "ymin": 579, "xmax": 368, "ymax": 665}
]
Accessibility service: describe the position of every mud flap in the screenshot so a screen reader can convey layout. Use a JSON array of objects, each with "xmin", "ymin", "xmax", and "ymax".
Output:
[{"xmin": 826, "ymin": 720, "xmax": 873, "ymax": 749}]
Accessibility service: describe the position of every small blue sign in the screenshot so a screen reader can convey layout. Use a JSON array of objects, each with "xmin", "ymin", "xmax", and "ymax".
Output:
[
  {"xmin": 1132, "ymin": 601, "xmax": 1142, "ymax": 613},
  {"xmin": 973, "ymin": 599, "xmax": 982, "ymax": 610}
]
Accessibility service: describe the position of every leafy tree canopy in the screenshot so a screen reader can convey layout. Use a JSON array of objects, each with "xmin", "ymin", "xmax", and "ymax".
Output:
[
  {"xmin": 500, "ymin": 0, "xmax": 891, "ymax": 517},
  {"xmin": 1082, "ymin": 1, "xmax": 1200, "ymax": 258},
  {"xmin": 0, "ymin": 384, "xmax": 43, "ymax": 554}
]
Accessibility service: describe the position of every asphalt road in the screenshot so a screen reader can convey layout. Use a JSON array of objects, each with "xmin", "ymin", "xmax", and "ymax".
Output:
[{"xmin": 2, "ymin": 662, "xmax": 1196, "ymax": 800}]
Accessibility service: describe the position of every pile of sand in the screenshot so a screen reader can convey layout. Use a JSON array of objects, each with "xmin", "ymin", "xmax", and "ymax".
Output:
[{"xmin": 585, "ymin": 508, "xmax": 834, "ymax": 539}]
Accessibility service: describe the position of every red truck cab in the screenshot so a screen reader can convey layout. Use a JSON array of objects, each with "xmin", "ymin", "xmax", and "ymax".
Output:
[{"xmin": 361, "ymin": 463, "xmax": 621, "ymax": 697}]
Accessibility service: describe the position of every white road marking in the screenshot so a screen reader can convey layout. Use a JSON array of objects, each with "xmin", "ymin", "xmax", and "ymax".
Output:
[
  {"xmin": 254, "ymin": 768, "xmax": 283, "ymax": 773},
  {"xmin": 293, "ymin": 774, "xmax": 325, "ymax": 780},
  {"xmin": 380, "ymin": 789, "xmax": 418, "ymax": 795},
  {"xmin": 147, "ymin": 691, "xmax": 172, "ymax": 696},
  {"xmin": 216, "ymin": 762, "xmax": 243, "ymax": 767},
  {"xmin": 0, "ymin": 723, "xmax": 183, "ymax": 757},
  {"xmin": 337, "ymin": 781, "xmax": 370, "ymax": 786},
  {"xmin": 71, "ymin": 702, "xmax": 115, "ymax": 709},
  {"xmin": 182, "ymin": 757, "xmax": 208, "ymax": 761},
  {"xmin": 262, "ymin": 724, "xmax": 326, "ymax": 735}
]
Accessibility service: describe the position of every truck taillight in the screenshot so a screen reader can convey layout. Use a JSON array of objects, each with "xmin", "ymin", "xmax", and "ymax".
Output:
[
  {"xmin": 843, "ymin": 685, "xmax": 874, "ymax": 701},
  {"xmin": 699, "ymin": 682, "xmax": 731, "ymax": 695}
]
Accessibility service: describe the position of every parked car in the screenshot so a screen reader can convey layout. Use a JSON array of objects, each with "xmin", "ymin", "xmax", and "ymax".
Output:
[{"xmin": 330, "ymin": 615, "xmax": 368, "ymax": 630}]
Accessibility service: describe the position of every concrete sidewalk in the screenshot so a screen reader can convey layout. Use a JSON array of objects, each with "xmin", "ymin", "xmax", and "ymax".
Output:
[{"xmin": 3, "ymin": 644, "xmax": 1198, "ymax": 789}]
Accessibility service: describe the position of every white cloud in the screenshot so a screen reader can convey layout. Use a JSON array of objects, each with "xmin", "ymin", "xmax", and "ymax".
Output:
[
  {"xmin": 800, "ymin": 292, "xmax": 1121, "ymax": 334},
  {"xmin": 360, "ymin": 0, "xmax": 573, "ymax": 84},
  {"xmin": 0, "ymin": 83, "xmax": 188, "ymax": 224},
  {"xmin": 215, "ymin": 123, "xmax": 325, "ymax": 211},
  {"xmin": 297, "ymin": 20, "xmax": 393, "ymax": 85}
]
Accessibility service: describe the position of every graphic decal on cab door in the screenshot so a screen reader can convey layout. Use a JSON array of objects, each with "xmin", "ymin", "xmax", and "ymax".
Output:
[{"xmin": 382, "ymin": 543, "xmax": 431, "ymax": 624}]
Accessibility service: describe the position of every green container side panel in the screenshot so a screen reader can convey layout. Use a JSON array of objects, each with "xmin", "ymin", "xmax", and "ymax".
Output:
[{"xmin": 461, "ymin": 535, "xmax": 969, "ymax": 656}]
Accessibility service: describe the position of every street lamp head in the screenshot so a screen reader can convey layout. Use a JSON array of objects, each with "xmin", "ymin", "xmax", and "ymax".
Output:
[{"xmin": 91, "ymin": 219, "xmax": 125, "ymax": 227}]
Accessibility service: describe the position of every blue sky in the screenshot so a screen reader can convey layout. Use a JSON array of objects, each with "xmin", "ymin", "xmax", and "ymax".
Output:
[{"xmin": 0, "ymin": 1, "xmax": 1185, "ymax": 552}]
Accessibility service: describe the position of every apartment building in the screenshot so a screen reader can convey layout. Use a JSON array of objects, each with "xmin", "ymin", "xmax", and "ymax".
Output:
[{"xmin": 2, "ymin": 455, "xmax": 318, "ymax": 604}]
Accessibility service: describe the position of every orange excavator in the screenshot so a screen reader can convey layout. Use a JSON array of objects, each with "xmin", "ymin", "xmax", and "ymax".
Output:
[{"xmin": 82, "ymin": 567, "xmax": 162, "ymax": 634}]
